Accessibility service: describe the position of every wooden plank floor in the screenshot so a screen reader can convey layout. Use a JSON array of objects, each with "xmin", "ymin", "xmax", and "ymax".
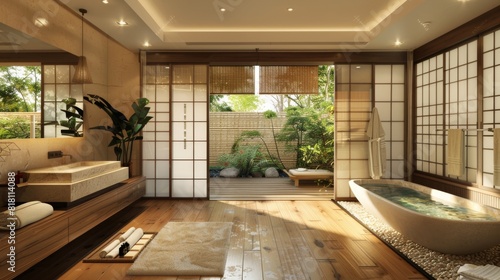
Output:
[
  {"xmin": 209, "ymin": 177, "xmax": 334, "ymax": 200},
  {"xmin": 18, "ymin": 199, "xmax": 428, "ymax": 280}
]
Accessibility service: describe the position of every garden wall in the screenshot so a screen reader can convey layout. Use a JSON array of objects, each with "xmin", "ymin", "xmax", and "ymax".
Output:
[{"xmin": 209, "ymin": 112, "xmax": 297, "ymax": 169}]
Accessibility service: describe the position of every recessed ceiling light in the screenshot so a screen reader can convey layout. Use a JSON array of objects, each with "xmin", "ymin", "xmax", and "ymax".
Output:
[
  {"xmin": 143, "ymin": 42, "xmax": 151, "ymax": 47},
  {"xmin": 102, "ymin": 0, "xmax": 108, "ymax": 3},
  {"xmin": 116, "ymin": 20, "xmax": 128, "ymax": 26},
  {"xmin": 395, "ymin": 39, "xmax": 403, "ymax": 46},
  {"xmin": 220, "ymin": 8, "xmax": 226, "ymax": 12},
  {"xmin": 288, "ymin": 8, "xmax": 294, "ymax": 12}
]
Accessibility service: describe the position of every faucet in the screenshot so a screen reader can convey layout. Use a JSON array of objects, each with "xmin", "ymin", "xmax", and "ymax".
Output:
[{"xmin": 62, "ymin": 153, "xmax": 73, "ymax": 164}]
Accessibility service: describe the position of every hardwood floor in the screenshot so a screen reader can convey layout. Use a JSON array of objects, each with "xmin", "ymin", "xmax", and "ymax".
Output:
[{"xmin": 18, "ymin": 199, "xmax": 428, "ymax": 280}]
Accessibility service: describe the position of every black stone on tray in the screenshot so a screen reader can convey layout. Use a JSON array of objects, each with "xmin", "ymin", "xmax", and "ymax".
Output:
[{"xmin": 118, "ymin": 242, "xmax": 129, "ymax": 257}]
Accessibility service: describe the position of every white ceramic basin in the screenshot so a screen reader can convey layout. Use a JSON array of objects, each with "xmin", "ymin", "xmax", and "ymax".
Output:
[{"xmin": 18, "ymin": 161, "xmax": 129, "ymax": 203}]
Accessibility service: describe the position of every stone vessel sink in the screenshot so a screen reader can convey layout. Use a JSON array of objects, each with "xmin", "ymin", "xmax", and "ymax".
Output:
[
  {"xmin": 18, "ymin": 161, "xmax": 129, "ymax": 203},
  {"xmin": 24, "ymin": 161, "xmax": 122, "ymax": 183}
]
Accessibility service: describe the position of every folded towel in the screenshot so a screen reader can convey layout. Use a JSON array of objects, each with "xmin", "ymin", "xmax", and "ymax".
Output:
[
  {"xmin": 494, "ymin": 129, "xmax": 500, "ymax": 186},
  {"xmin": 458, "ymin": 264, "xmax": 475, "ymax": 280},
  {"xmin": 0, "ymin": 201, "xmax": 53, "ymax": 230},
  {"xmin": 447, "ymin": 129, "xmax": 464, "ymax": 177},
  {"xmin": 459, "ymin": 264, "xmax": 500, "ymax": 280},
  {"xmin": 99, "ymin": 239, "xmax": 121, "ymax": 258},
  {"xmin": 119, "ymin": 227, "xmax": 136, "ymax": 242}
]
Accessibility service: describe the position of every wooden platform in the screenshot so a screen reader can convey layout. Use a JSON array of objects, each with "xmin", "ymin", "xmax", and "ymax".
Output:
[
  {"xmin": 21, "ymin": 200, "xmax": 428, "ymax": 280},
  {"xmin": 210, "ymin": 177, "xmax": 333, "ymax": 200},
  {"xmin": 284, "ymin": 169, "xmax": 334, "ymax": 187}
]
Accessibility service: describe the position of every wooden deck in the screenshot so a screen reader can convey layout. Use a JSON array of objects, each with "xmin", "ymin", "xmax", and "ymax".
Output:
[
  {"xmin": 19, "ymin": 200, "xmax": 428, "ymax": 280},
  {"xmin": 209, "ymin": 177, "xmax": 334, "ymax": 200}
]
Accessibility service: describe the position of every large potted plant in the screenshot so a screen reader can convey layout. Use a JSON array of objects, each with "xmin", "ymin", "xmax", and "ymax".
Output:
[{"xmin": 84, "ymin": 94, "xmax": 152, "ymax": 169}]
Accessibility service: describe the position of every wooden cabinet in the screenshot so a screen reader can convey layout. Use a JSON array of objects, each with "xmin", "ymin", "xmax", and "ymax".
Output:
[{"xmin": 0, "ymin": 176, "xmax": 145, "ymax": 280}]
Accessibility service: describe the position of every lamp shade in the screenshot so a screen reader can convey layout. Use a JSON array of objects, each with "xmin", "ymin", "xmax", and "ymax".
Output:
[{"xmin": 73, "ymin": 55, "xmax": 92, "ymax": 84}]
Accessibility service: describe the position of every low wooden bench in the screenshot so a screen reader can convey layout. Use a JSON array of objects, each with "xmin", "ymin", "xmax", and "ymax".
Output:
[{"xmin": 283, "ymin": 169, "xmax": 334, "ymax": 187}]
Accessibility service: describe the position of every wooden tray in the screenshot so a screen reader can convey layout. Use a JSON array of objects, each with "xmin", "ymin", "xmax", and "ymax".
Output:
[{"xmin": 83, "ymin": 232, "xmax": 155, "ymax": 263}]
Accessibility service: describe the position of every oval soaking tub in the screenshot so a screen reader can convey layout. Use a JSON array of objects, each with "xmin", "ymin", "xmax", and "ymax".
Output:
[{"xmin": 348, "ymin": 179, "xmax": 500, "ymax": 254}]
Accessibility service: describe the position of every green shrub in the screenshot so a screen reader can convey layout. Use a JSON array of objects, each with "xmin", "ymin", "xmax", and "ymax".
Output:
[
  {"xmin": 0, "ymin": 116, "xmax": 38, "ymax": 138},
  {"xmin": 218, "ymin": 145, "xmax": 275, "ymax": 177},
  {"xmin": 278, "ymin": 105, "xmax": 334, "ymax": 169}
]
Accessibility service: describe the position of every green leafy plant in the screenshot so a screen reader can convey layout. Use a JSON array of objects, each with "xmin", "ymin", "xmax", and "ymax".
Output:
[
  {"xmin": 60, "ymin": 97, "xmax": 84, "ymax": 137},
  {"xmin": 0, "ymin": 116, "xmax": 35, "ymax": 138},
  {"xmin": 232, "ymin": 130, "xmax": 285, "ymax": 170},
  {"xmin": 263, "ymin": 110, "xmax": 286, "ymax": 168},
  {"xmin": 278, "ymin": 105, "xmax": 334, "ymax": 169},
  {"xmin": 218, "ymin": 145, "xmax": 269, "ymax": 177},
  {"xmin": 84, "ymin": 94, "xmax": 153, "ymax": 167}
]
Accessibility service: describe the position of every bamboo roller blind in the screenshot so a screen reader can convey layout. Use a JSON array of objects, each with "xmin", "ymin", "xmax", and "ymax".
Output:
[
  {"xmin": 259, "ymin": 66, "xmax": 319, "ymax": 94},
  {"xmin": 209, "ymin": 65, "xmax": 319, "ymax": 95},
  {"xmin": 209, "ymin": 66, "xmax": 255, "ymax": 94}
]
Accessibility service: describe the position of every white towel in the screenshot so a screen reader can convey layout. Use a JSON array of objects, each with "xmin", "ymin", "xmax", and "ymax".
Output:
[
  {"xmin": 0, "ymin": 201, "xmax": 53, "ymax": 230},
  {"xmin": 459, "ymin": 264, "xmax": 500, "ymax": 280},
  {"xmin": 105, "ymin": 228, "xmax": 144, "ymax": 258},
  {"xmin": 366, "ymin": 107, "xmax": 386, "ymax": 179},
  {"xmin": 447, "ymin": 129, "xmax": 464, "ymax": 177},
  {"xmin": 494, "ymin": 129, "xmax": 500, "ymax": 186},
  {"xmin": 106, "ymin": 242, "xmax": 127, "ymax": 258},
  {"xmin": 119, "ymin": 227, "xmax": 136, "ymax": 242},
  {"xmin": 124, "ymin": 228, "xmax": 144, "ymax": 248},
  {"xmin": 99, "ymin": 239, "xmax": 120, "ymax": 258}
]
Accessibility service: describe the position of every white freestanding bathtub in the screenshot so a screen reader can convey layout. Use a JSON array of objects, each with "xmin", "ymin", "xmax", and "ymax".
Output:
[{"xmin": 349, "ymin": 179, "xmax": 500, "ymax": 254}]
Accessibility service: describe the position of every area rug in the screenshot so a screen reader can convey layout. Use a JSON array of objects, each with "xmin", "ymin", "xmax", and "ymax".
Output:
[{"xmin": 127, "ymin": 222, "xmax": 232, "ymax": 276}]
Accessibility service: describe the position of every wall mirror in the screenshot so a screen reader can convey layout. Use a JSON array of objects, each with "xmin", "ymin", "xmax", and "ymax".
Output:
[{"xmin": 0, "ymin": 23, "xmax": 81, "ymax": 139}]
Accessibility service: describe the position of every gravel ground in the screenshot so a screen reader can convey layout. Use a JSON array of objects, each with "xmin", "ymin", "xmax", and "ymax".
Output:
[{"xmin": 337, "ymin": 201, "xmax": 500, "ymax": 280}]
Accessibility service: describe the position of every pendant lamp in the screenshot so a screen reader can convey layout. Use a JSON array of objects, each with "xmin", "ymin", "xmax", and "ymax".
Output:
[{"xmin": 73, "ymin": 8, "xmax": 92, "ymax": 84}]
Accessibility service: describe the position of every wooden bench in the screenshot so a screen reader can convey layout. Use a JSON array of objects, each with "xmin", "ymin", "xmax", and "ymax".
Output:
[{"xmin": 283, "ymin": 169, "xmax": 334, "ymax": 187}]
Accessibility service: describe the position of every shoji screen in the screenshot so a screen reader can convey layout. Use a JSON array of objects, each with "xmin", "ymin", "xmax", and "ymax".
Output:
[
  {"xmin": 142, "ymin": 65, "xmax": 170, "ymax": 197},
  {"xmin": 374, "ymin": 65, "xmax": 405, "ymax": 179},
  {"xmin": 415, "ymin": 40, "xmax": 479, "ymax": 183},
  {"xmin": 483, "ymin": 29, "xmax": 500, "ymax": 188},
  {"xmin": 335, "ymin": 64, "xmax": 406, "ymax": 199},
  {"xmin": 43, "ymin": 65, "xmax": 82, "ymax": 138},
  {"xmin": 445, "ymin": 41, "xmax": 479, "ymax": 183},
  {"xmin": 335, "ymin": 65, "xmax": 372, "ymax": 199},
  {"xmin": 415, "ymin": 55, "xmax": 445, "ymax": 175},
  {"xmin": 171, "ymin": 65, "xmax": 208, "ymax": 198},
  {"xmin": 142, "ymin": 64, "xmax": 209, "ymax": 198}
]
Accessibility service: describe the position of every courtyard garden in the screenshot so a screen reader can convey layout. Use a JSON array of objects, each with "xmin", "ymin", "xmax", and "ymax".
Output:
[{"xmin": 209, "ymin": 65, "xmax": 335, "ymax": 182}]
